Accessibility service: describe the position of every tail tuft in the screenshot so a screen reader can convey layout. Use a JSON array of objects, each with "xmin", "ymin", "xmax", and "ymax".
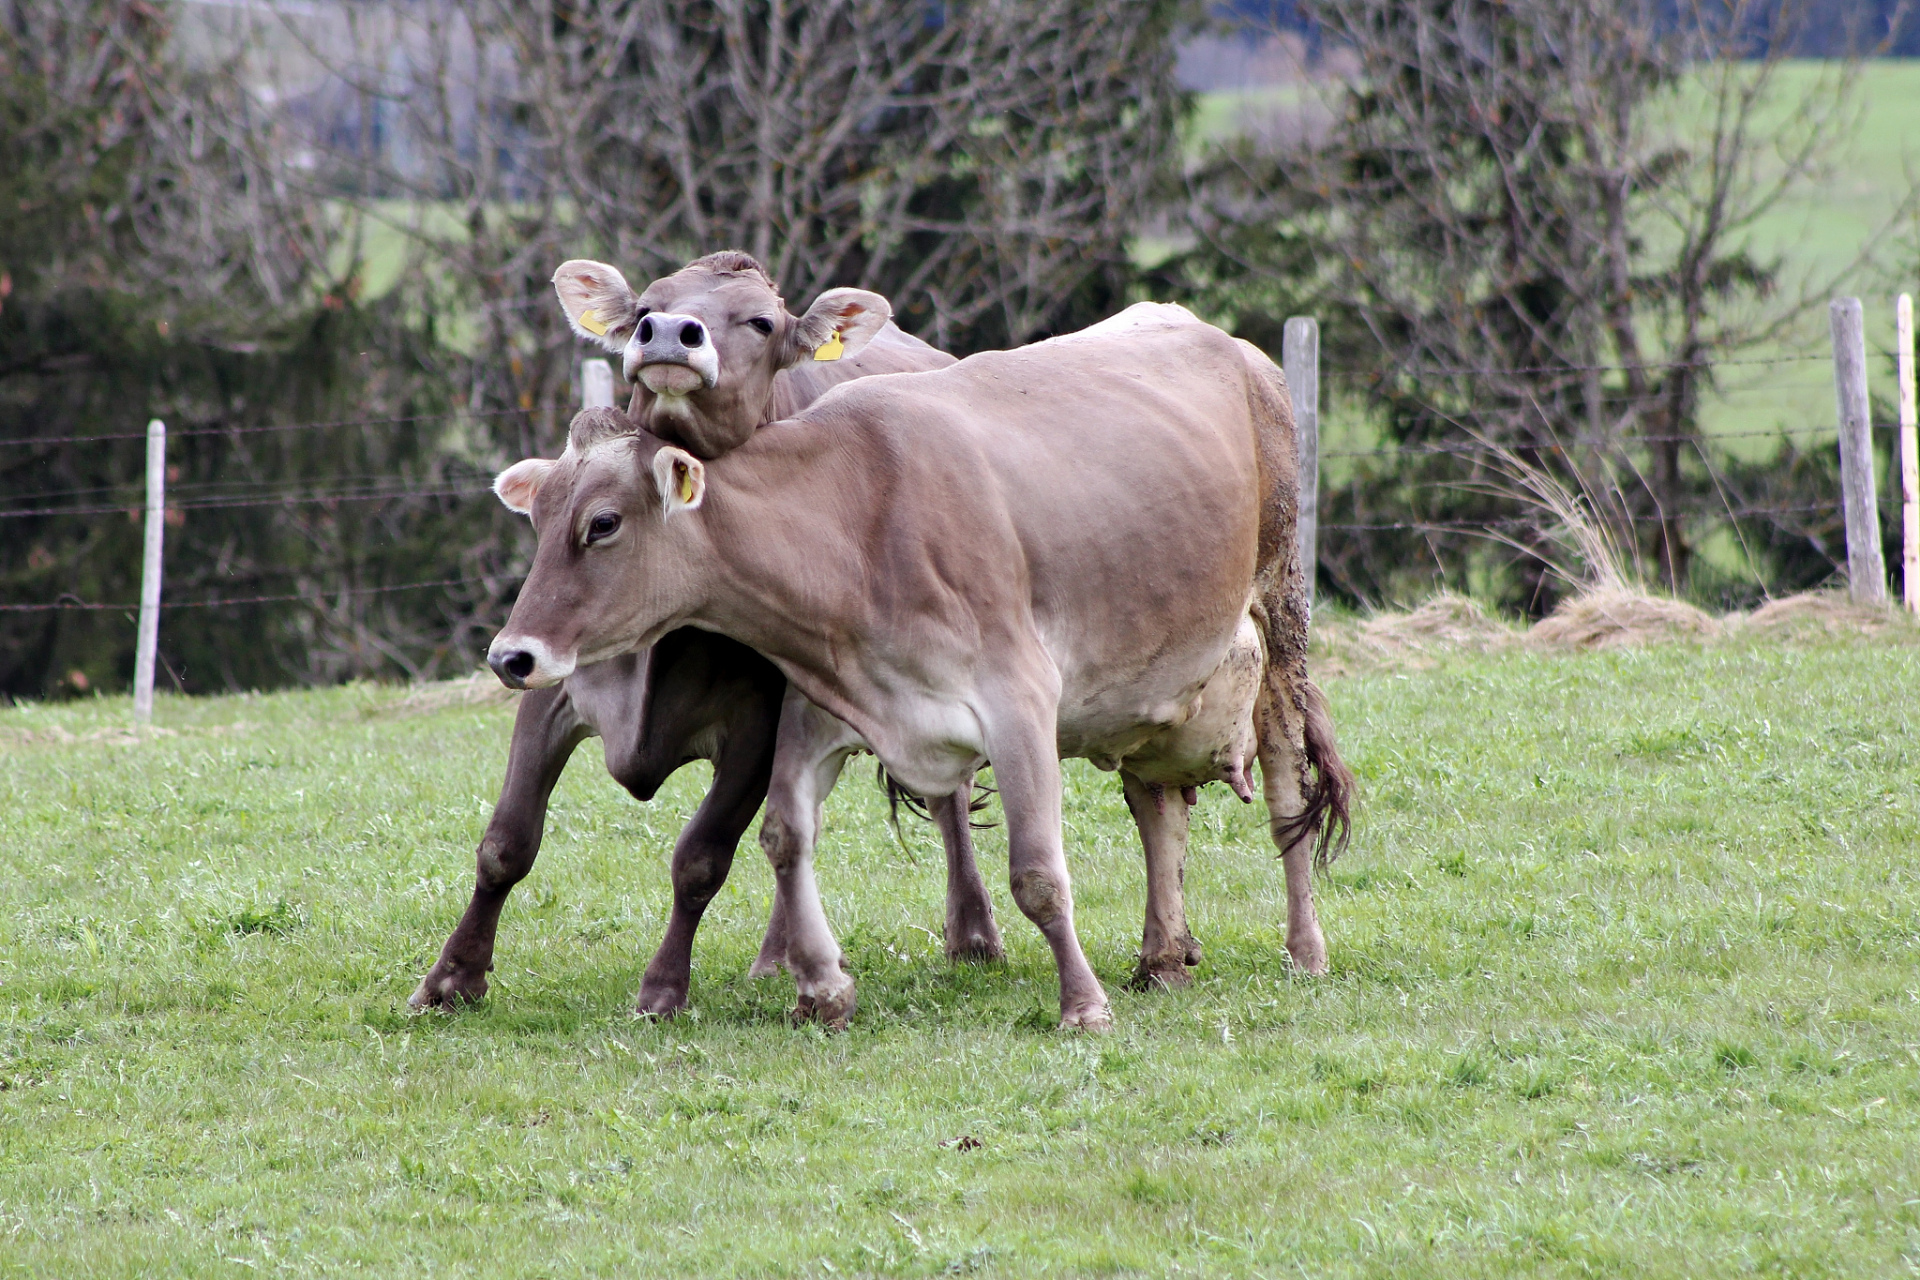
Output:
[
  {"xmin": 1269, "ymin": 679, "xmax": 1354, "ymax": 868},
  {"xmin": 875, "ymin": 763, "xmax": 997, "ymax": 835}
]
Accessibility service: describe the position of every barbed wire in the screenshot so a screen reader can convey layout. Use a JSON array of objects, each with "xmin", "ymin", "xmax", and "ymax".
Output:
[
  {"xmin": 1324, "ymin": 351, "xmax": 1837, "ymax": 377},
  {"xmin": 1314, "ymin": 422, "xmax": 1903, "ymax": 462},
  {"xmin": 0, "ymin": 482, "xmax": 493, "ymax": 520},
  {"xmin": 4, "ymin": 469, "xmax": 496, "ymax": 506},
  {"xmin": 0, "ymin": 576, "xmax": 503, "ymax": 614},
  {"xmin": 1, "ymin": 420, "xmax": 1902, "ymax": 517},
  {"xmin": 0, "ymin": 405, "xmax": 541, "ymax": 451},
  {"xmin": 1319, "ymin": 500, "xmax": 1844, "ymax": 534},
  {"xmin": 0, "ymin": 348, "xmax": 1875, "ymax": 453}
]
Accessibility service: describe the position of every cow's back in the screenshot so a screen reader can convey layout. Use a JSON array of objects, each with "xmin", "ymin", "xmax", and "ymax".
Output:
[{"xmin": 768, "ymin": 321, "xmax": 955, "ymax": 420}]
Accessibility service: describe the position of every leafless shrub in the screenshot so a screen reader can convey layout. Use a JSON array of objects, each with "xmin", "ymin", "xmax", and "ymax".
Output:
[{"xmin": 1164, "ymin": 0, "xmax": 1918, "ymax": 609}]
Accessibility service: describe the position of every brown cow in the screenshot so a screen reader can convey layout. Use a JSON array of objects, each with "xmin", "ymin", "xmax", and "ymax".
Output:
[
  {"xmin": 484, "ymin": 303, "xmax": 1354, "ymax": 1029},
  {"xmin": 408, "ymin": 252, "xmax": 990, "ymax": 1017}
]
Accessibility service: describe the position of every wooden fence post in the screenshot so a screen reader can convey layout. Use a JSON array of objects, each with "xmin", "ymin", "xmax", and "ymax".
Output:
[
  {"xmin": 133, "ymin": 418, "xmax": 166, "ymax": 721},
  {"xmin": 1829, "ymin": 297, "xmax": 1888, "ymax": 606},
  {"xmin": 582, "ymin": 358, "xmax": 615, "ymax": 410},
  {"xmin": 1898, "ymin": 292, "xmax": 1917, "ymax": 614},
  {"xmin": 1283, "ymin": 317, "xmax": 1320, "ymax": 603}
]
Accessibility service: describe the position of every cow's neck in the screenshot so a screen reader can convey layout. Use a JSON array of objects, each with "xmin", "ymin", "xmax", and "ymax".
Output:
[{"xmin": 676, "ymin": 426, "xmax": 884, "ymax": 730}]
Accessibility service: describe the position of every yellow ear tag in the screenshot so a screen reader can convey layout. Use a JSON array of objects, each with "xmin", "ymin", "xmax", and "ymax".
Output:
[
  {"xmin": 578, "ymin": 308, "xmax": 609, "ymax": 337},
  {"xmin": 813, "ymin": 330, "xmax": 844, "ymax": 362},
  {"xmin": 676, "ymin": 465, "xmax": 697, "ymax": 505}
]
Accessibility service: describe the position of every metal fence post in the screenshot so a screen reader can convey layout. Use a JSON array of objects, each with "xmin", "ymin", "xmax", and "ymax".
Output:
[
  {"xmin": 1282, "ymin": 317, "xmax": 1320, "ymax": 603},
  {"xmin": 133, "ymin": 418, "xmax": 166, "ymax": 721},
  {"xmin": 582, "ymin": 358, "xmax": 615, "ymax": 410},
  {"xmin": 1898, "ymin": 292, "xmax": 1917, "ymax": 614},
  {"xmin": 1829, "ymin": 297, "xmax": 1888, "ymax": 605}
]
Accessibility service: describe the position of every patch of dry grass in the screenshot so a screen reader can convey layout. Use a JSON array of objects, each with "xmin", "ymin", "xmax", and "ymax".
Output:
[
  {"xmin": 1527, "ymin": 586, "xmax": 1722, "ymax": 650},
  {"xmin": 1314, "ymin": 588, "xmax": 1916, "ymax": 676}
]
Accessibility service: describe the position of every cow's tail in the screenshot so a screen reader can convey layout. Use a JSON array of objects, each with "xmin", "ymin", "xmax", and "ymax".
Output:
[
  {"xmin": 1252, "ymin": 598, "xmax": 1354, "ymax": 869},
  {"xmin": 1237, "ymin": 336, "xmax": 1354, "ymax": 868}
]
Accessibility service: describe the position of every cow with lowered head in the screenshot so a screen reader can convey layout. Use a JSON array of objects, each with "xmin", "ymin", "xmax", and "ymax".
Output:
[
  {"xmin": 409, "ymin": 251, "xmax": 997, "ymax": 1019},
  {"xmin": 484, "ymin": 302, "xmax": 1354, "ymax": 1030}
]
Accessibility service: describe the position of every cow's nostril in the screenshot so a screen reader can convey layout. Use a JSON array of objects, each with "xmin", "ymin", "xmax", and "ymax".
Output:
[
  {"xmin": 680, "ymin": 321, "xmax": 704, "ymax": 348},
  {"xmin": 639, "ymin": 317, "xmax": 654, "ymax": 344},
  {"xmin": 489, "ymin": 648, "xmax": 538, "ymax": 687}
]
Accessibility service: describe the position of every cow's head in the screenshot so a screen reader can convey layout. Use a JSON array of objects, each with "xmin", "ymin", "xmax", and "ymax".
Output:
[
  {"xmin": 552, "ymin": 251, "xmax": 890, "ymax": 458},
  {"xmin": 487, "ymin": 409, "xmax": 716, "ymax": 688}
]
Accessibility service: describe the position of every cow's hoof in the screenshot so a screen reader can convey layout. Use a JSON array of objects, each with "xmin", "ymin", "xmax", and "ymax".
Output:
[
  {"xmin": 790, "ymin": 979, "xmax": 856, "ymax": 1031},
  {"xmin": 408, "ymin": 964, "xmax": 487, "ymax": 1010},
  {"xmin": 945, "ymin": 933, "xmax": 1006, "ymax": 965},
  {"xmin": 1285, "ymin": 937, "xmax": 1329, "ymax": 976},
  {"xmin": 746, "ymin": 954, "xmax": 785, "ymax": 980},
  {"xmin": 1058, "ymin": 1000, "xmax": 1113, "ymax": 1032},
  {"xmin": 634, "ymin": 985, "xmax": 689, "ymax": 1020},
  {"xmin": 1127, "ymin": 959, "xmax": 1193, "ymax": 992}
]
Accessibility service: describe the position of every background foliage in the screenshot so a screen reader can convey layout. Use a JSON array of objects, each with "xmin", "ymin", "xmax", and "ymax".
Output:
[{"xmin": 1, "ymin": 0, "xmax": 1916, "ymax": 697}]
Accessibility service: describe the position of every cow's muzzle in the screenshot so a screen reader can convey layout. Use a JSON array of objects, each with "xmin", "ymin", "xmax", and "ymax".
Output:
[
  {"xmin": 486, "ymin": 635, "xmax": 576, "ymax": 690},
  {"xmin": 625, "ymin": 311, "xmax": 720, "ymax": 393}
]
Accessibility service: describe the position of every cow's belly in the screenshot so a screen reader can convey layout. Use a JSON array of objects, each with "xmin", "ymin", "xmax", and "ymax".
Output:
[{"xmin": 1051, "ymin": 614, "xmax": 1262, "ymax": 786}]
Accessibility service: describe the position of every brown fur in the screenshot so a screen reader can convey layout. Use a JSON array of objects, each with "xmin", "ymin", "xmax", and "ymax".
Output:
[{"xmin": 488, "ymin": 303, "xmax": 1357, "ymax": 1023}]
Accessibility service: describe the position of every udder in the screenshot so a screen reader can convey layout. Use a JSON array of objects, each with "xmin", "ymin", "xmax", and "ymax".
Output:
[{"xmin": 1116, "ymin": 614, "xmax": 1263, "ymax": 799}]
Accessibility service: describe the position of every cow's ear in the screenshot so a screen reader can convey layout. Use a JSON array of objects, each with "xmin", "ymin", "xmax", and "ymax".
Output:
[
  {"xmin": 651, "ymin": 446, "xmax": 706, "ymax": 516},
  {"xmin": 553, "ymin": 259, "xmax": 641, "ymax": 352},
  {"xmin": 494, "ymin": 458, "xmax": 555, "ymax": 515},
  {"xmin": 789, "ymin": 288, "xmax": 891, "ymax": 366}
]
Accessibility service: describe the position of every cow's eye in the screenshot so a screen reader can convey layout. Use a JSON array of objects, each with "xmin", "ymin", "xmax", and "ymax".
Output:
[
  {"xmin": 585, "ymin": 511, "xmax": 621, "ymax": 544},
  {"xmin": 747, "ymin": 316, "xmax": 775, "ymax": 336}
]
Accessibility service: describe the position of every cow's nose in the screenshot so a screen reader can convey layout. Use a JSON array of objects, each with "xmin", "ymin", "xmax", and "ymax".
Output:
[
  {"xmin": 489, "ymin": 648, "xmax": 536, "ymax": 689},
  {"xmin": 633, "ymin": 311, "xmax": 720, "ymax": 390}
]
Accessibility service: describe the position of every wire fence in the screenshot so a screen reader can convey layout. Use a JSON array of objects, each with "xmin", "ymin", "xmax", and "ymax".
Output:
[
  {"xmin": 1, "ymin": 415, "xmax": 1894, "ymax": 520},
  {"xmin": 0, "ymin": 577, "xmax": 496, "ymax": 614},
  {"xmin": 3, "ymin": 342, "xmax": 1911, "ymax": 620}
]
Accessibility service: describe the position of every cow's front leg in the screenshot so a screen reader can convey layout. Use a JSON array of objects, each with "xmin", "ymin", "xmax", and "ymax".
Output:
[
  {"xmin": 930, "ymin": 779, "xmax": 1005, "ymax": 962},
  {"xmin": 989, "ymin": 712, "xmax": 1110, "ymax": 1030},
  {"xmin": 1120, "ymin": 770, "xmax": 1200, "ymax": 990},
  {"xmin": 756, "ymin": 691, "xmax": 860, "ymax": 1028},
  {"xmin": 411, "ymin": 684, "xmax": 588, "ymax": 1009}
]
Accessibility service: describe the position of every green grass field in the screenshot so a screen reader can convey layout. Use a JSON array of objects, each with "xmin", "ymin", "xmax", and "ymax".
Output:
[{"xmin": 4, "ymin": 628, "xmax": 1919, "ymax": 1276}]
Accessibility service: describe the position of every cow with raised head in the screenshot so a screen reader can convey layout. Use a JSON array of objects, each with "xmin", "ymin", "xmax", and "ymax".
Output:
[
  {"xmin": 408, "ymin": 251, "xmax": 995, "ymax": 1019},
  {"xmin": 483, "ymin": 302, "xmax": 1354, "ymax": 1030}
]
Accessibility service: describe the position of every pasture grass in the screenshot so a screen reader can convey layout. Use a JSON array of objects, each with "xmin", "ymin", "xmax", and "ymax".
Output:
[{"xmin": 4, "ymin": 632, "xmax": 1920, "ymax": 1276}]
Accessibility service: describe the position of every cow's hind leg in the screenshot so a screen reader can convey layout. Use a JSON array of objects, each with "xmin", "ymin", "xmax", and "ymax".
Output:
[
  {"xmin": 1253, "ymin": 673, "xmax": 1352, "ymax": 975},
  {"xmin": 931, "ymin": 780, "xmax": 1005, "ymax": 962},
  {"xmin": 748, "ymin": 882, "xmax": 792, "ymax": 978},
  {"xmin": 1121, "ymin": 770, "xmax": 1200, "ymax": 990},
  {"xmin": 633, "ymin": 729, "xmax": 772, "ymax": 1017},
  {"xmin": 411, "ymin": 685, "xmax": 588, "ymax": 1009}
]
